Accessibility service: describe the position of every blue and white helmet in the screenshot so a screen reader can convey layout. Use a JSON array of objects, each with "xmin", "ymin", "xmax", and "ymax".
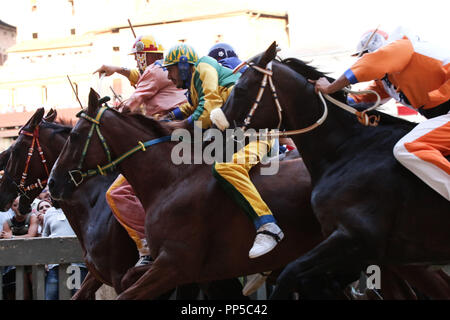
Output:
[{"xmin": 208, "ymin": 43, "xmax": 238, "ymax": 61}]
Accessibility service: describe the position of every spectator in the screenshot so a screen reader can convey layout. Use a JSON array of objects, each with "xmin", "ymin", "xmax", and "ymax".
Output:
[
  {"xmin": 0, "ymin": 206, "xmax": 14, "ymax": 233},
  {"xmin": 0, "ymin": 203, "xmax": 14, "ymax": 298},
  {"xmin": 36, "ymin": 199, "xmax": 52, "ymax": 236},
  {"xmin": 42, "ymin": 201, "xmax": 88, "ymax": 300},
  {"xmin": 1, "ymin": 197, "xmax": 38, "ymax": 300}
]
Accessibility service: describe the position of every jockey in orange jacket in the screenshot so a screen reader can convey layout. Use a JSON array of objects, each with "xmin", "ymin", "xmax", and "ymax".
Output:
[
  {"xmin": 94, "ymin": 35, "xmax": 187, "ymax": 266},
  {"xmin": 312, "ymin": 27, "xmax": 450, "ymax": 201}
]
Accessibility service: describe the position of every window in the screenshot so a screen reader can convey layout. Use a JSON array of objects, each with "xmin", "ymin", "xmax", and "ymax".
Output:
[{"xmin": 32, "ymin": 32, "xmax": 38, "ymax": 39}]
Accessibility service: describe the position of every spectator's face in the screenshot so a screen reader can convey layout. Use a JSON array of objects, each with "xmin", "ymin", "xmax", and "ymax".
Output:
[
  {"xmin": 12, "ymin": 198, "xmax": 20, "ymax": 216},
  {"xmin": 38, "ymin": 201, "xmax": 51, "ymax": 215},
  {"xmin": 38, "ymin": 191, "xmax": 50, "ymax": 201}
]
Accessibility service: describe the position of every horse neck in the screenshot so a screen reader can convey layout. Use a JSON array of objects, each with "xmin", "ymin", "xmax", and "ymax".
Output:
[
  {"xmin": 285, "ymin": 93, "xmax": 359, "ymax": 180},
  {"xmin": 40, "ymin": 128, "xmax": 68, "ymax": 169},
  {"xmin": 61, "ymin": 173, "xmax": 118, "ymax": 240},
  {"xmin": 100, "ymin": 117, "xmax": 192, "ymax": 209},
  {"xmin": 40, "ymin": 128, "xmax": 93, "ymax": 233}
]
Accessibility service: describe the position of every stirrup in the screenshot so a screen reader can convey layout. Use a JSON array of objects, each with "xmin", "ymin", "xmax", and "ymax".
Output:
[{"xmin": 256, "ymin": 230, "xmax": 282, "ymax": 243}]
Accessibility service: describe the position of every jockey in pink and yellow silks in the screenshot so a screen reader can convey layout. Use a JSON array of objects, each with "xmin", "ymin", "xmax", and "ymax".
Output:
[
  {"xmin": 94, "ymin": 35, "xmax": 188, "ymax": 266},
  {"xmin": 163, "ymin": 43, "xmax": 285, "ymax": 259}
]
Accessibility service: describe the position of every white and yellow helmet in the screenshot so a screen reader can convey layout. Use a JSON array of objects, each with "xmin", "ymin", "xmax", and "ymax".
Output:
[{"xmin": 130, "ymin": 35, "xmax": 164, "ymax": 55}]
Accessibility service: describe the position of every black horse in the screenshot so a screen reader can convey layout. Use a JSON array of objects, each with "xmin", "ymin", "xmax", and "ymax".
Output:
[{"xmin": 220, "ymin": 42, "xmax": 450, "ymax": 299}]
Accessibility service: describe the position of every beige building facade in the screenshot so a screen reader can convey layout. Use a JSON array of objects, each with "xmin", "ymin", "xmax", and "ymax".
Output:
[
  {"xmin": 0, "ymin": 0, "xmax": 289, "ymax": 138},
  {"xmin": 0, "ymin": 20, "xmax": 16, "ymax": 66}
]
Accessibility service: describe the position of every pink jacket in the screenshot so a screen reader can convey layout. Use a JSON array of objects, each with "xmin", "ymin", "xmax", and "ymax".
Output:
[{"xmin": 125, "ymin": 63, "xmax": 187, "ymax": 116}]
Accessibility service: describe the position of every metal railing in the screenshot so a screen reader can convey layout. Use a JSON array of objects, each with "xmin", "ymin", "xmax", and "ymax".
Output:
[{"xmin": 0, "ymin": 236, "xmax": 83, "ymax": 300}]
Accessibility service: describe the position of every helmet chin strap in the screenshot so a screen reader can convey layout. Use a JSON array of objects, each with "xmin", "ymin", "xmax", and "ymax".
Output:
[
  {"xmin": 178, "ymin": 56, "xmax": 192, "ymax": 89},
  {"xmin": 136, "ymin": 53, "xmax": 147, "ymax": 74}
]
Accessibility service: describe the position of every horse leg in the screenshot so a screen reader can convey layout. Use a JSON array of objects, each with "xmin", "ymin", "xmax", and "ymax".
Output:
[
  {"xmin": 201, "ymin": 278, "xmax": 249, "ymax": 300},
  {"xmin": 394, "ymin": 266, "xmax": 450, "ymax": 299},
  {"xmin": 175, "ymin": 283, "xmax": 201, "ymax": 300},
  {"xmin": 379, "ymin": 267, "xmax": 417, "ymax": 300},
  {"xmin": 71, "ymin": 271, "xmax": 103, "ymax": 300},
  {"xmin": 116, "ymin": 256, "xmax": 182, "ymax": 300},
  {"xmin": 270, "ymin": 229, "xmax": 365, "ymax": 300}
]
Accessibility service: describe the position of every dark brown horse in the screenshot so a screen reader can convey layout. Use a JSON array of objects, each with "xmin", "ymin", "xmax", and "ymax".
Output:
[
  {"xmin": 47, "ymin": 89, "xmax": 331, "ymax": 300},
  {"xmin": 0, "ymin": 108, "xmax": 137, "ymax": 298},
  {"xmin": 0, "ymin": 108, "xmax": 256, "ymax": 300},
  {"xmin": 219, "ymin": 42, "xmax": 450, "ymax": 299}
]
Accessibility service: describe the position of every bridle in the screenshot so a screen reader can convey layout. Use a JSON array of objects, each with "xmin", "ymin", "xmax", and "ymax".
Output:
[
  {"xmin": 232, "ymin": 60, "xmax": 329, "ymax": 138},
  {"xmin": 12, "ymin": 126, "xmax": 50, "ymax": 198},
  {"xmin": 231, "ymin": 59, "xmax": 380, "ymax": 138},
  {"xmin": 68, "ymin": 105, "xmax": 171, "ymax": 187}
]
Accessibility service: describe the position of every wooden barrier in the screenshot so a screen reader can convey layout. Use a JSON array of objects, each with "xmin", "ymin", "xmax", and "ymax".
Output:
[{"xmin": 0, "ymin": 236, "xmax": 83, "ymax": 300}]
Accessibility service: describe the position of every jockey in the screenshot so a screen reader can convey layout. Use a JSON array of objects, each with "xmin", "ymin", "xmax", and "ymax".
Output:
[
  {"xmin": 163, "ymin": 43, "xmax": 285, "ymax": 258},
  {"xmin": 207, "ymin": 42, "xmax": 246, "ymax": 72},
  {"xmin": 94, "ymin": 35, "xmax": 186, "ymax": 117},
  {"xmin": 94, "ymin": 35, "xmax": 188, "ymax": 266},
  {"xmin": 346, "ymin": 29, "xmax": 392, "ymax": 107},
  {"xmin": 311, "ymin": 29, "xmax": 450, "ymax": 201}
]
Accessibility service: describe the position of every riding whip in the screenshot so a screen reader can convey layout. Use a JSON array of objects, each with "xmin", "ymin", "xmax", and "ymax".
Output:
[{"xmin": 67, "ymin": 75, "xmax": 83, "ymax": 109}]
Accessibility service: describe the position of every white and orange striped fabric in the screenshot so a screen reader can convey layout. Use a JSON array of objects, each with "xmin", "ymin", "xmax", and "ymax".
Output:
[{"xmin": 394, "ymin": 113, "xmax": 450, "ymax": 200}]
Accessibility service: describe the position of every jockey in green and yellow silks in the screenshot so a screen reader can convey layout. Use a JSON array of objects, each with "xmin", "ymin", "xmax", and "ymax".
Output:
[{"xmin": 163, "ymin": 43, "xmax": 284, "ymax": 259}]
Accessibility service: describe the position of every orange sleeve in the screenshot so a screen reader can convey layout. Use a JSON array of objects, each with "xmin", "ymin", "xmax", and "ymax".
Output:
[
  {"xmin": 349, "ymin": 39, "xmax": 415, "ymax": 83},
  {"xmin": 348, "ymin": 80, "xmax": 390, "ymax": 104},
  {"xmin": 428, "ymin": 63, "xmax": 450, "ymax": 104}
]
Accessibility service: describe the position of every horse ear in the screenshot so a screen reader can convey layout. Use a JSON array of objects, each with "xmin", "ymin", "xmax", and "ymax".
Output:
[
  {"xmin": 258, "ymin": 41, "xmax": 277, "ymax": 67},
  {"xmin": 87, "ymin": 88, "xmax": 100, "ymax": 116},
  {"xmin": 28, "ymin": 108, "xmax": 45, "ymax": 129},
  {"xmin": 44, "ymin": 108, "xmax": 57, "ymax": 122}
]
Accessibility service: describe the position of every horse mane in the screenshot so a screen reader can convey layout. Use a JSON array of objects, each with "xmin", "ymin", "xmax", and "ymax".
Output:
[
  {"xmin": 40, "ymin": 120, "xmax": 73, "ymax": 137},
  {"xmin": 110, "ymin": 108, "xmax": 174, "ymax": 138},
  {"xmin": 55, "ymin": 117, "xmax": 76, "ymax": 127},
  {"xmin": 281, "ymin": 58, "xmax": 330, "ymax": 81},
  {"xmin": 279, "ymin": 57, "xmax": 417, "ymax": 130}
]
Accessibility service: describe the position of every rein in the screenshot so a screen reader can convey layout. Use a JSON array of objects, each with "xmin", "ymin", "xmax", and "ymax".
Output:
[
  {"xmin": 68, "ymin": 106, "xmax": 171, "ymax": 187},
  {"xmin": 232, "ymin": 59, "xmax": 381, "ymax": 138}
]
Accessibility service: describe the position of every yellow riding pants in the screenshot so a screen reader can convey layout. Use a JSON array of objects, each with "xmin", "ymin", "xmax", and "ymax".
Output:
[{"xmin": 212, "ymin": 139, "xmax": 276, "ymax": 229}]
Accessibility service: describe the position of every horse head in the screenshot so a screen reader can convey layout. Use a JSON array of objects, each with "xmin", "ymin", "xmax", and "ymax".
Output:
[
  {"xmin": 222, "ymin": 41, "xmax": 341, "ymax": 140},
  {"xmin": 48, "ymin": 89, "xmax": 103, "ymax": 200},
  {"xmin": 221, "ymin": 41, "xmax": 284, "ymax": 132},
  {"xmin": 0, "ymin": 108, "xmax": 70, "ymax": 213},
  {"xmin": 49, "ymin": 88, "xmax": 173, "ymax": 202}
]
